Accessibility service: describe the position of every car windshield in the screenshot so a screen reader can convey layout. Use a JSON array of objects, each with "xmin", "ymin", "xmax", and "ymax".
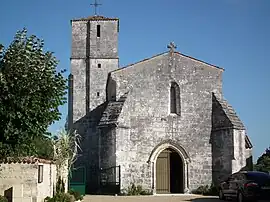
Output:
[{"xmin": 246, "ymin": 172, "xmax": 270, "ymax": 184}]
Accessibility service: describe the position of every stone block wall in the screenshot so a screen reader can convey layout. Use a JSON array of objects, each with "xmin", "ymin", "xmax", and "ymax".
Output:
[
  {"xmin": 0, "ymin": 160, "xmax": 56, "ymax": 202},
  {"xmin": 232, "ymin": 129, "xmax": 246, "ymax": 173},
  {"xmin": 245, "ymin": 148, "xmax": 253, "ymax": 171},
  {"xmin": 211, "ymin": 129, "xmax": 234, "ymax": 184},
  {"xmin": 99, "ymin": 127, "xmax": 117, "ymax": 169},
  {"xmin": 70, "ymin": 18, "xmax": 119, "ymax": 194},
  {"xmin": 110, "ymin": 52, "xmax": 224, "ymax": 192},
  {"xmin": 211, "ymin": 93, "xmax": 249, "ymax": 184}
]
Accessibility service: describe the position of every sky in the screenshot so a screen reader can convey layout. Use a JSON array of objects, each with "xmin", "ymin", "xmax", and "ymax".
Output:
[{"xmin": 0, "ymin": 0, "xmax": 269, "ymax": 160}]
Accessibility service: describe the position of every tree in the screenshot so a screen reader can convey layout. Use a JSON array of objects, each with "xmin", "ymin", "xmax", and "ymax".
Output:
[
  {"xmin": 0, "ymin": 28, "xmax": 67, "ymax": 158},
  {"xmin": 254, "ymin": 147, "xmax": 270, "ymax": 173},
  {"xmin": 53, "ymin": 129, "xmax": 81, "ymax": 192}
]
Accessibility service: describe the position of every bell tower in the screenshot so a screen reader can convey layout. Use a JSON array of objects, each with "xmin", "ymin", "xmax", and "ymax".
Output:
[{"xmin": 69, "ymin": 15, "xmax": 119, "ymax": 123}]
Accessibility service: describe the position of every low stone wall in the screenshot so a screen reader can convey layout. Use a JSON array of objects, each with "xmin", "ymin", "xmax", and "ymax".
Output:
[{"xmin": 0, "ymin": 157, "xmax": 56, "ymax": 202}]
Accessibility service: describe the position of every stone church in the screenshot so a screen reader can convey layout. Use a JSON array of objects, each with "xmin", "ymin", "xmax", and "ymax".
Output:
[{"xmin": 68, "ymin": 15, "xmax": 253, "ymax": 194}]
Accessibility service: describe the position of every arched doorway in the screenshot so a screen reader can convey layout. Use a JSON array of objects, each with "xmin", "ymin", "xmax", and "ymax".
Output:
[{"xmin": 156, "ymin": 148, "xmax": 184, "ymax": 194}]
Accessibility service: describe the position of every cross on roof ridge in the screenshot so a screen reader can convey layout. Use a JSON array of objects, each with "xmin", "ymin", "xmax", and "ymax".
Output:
[
  {"xmin": 90, "ymin": 0, "xmax": 102, "ymax": 16},
  {"xmin": 167, "ymin": 42, "xmax": 177, "ymax": 53}
]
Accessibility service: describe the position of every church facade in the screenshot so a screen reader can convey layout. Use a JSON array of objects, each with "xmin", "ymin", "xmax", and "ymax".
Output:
[{"xmin": 68, "ymin": 15, "xmax": 253, "ymax": 194}]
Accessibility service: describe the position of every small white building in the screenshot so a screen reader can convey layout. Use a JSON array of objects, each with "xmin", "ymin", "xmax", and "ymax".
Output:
[{"xmin": 0, "ymin": 157, "xmax": 57, "ymax": 202}]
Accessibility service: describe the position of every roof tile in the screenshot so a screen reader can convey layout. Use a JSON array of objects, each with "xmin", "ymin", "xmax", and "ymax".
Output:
[
  {"xmin": 72, "ymin": 15, "xmax": 119, "ymax": 22},
  {"xmin": 0, "ymin": 156, "xmax": 54, "ymax": 164},
  {"xmin": 98, "ymin": 92, "xmax": 128, "ymax": 126},
  {"xmin": 213, "ymin": 93, "xmax": 245, "ymax": 130}
]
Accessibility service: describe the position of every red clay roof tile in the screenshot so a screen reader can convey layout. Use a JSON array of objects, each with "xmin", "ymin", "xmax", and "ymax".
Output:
[{"xmin": 0, "ymin": 156, "xmax": 54, "ymax": 164}]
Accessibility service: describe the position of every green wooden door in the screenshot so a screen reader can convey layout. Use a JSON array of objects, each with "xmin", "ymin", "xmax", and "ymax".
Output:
[{"xmin": 69, "ymin": 166, "xmax": 86, "ymax": 195}]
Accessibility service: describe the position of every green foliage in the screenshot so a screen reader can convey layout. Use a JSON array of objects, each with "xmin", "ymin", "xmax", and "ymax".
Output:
[
  {"xmin": 44, "ymin": 193, "xmax": 75, "ymax": 202},
  {"xmin": 0, "ymin": 196, "xmax": 8, "ymax": 202},
  {"xmin": 121, "ymin": 183, "xmax": 152, "ymax": 196},
  {"xmin": 33, "ymin": 135, "xmax": 54, "ymax": 159},
  {"xmin": 68, "ymin": 190, "xmax": 83, "ymax": 201},
  {"xmin": 191, "ymin": 184, "xmax": 218, "ymax": 196},
  {"xmin": 44, "ymin": 177, "xmax": 81, "ymax": 202},
  {"xmin": 0, "ymin": 28, "xmax": 67, "ymax": 158},
  {"xmin": 254, "ymin": 147, "xmax": 270, "ymax": 173},
  {"xmin": 56, "ymin": 176, "xmax": 65, "ymax": 194},
  {"xmin": 53, "ymin": 129, "xmax": 81, "ymax": 176}
]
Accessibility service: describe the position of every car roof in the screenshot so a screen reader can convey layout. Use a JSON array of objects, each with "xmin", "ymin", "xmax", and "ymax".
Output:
[
  {"xmin": 239, "ymin": 171, "xmax": 269, "ymax": 174},
  {"xmin": 239, "ymin": 171, "xmax": 270, "ymax": 177}
]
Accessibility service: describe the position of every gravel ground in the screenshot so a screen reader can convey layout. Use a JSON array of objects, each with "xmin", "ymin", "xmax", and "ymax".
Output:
[{"xmin": 82, "ymin": 195, "xmax": 220, "ymax": 202}]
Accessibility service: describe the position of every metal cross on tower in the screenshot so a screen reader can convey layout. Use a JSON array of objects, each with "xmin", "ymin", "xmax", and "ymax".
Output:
[
  {"xmin": 167, "ymin": 42, "xmax": 177, "ymax": 53},
  {"xmin": 90, "ymin": 0, "xmax": 102, "ymax": 16}
]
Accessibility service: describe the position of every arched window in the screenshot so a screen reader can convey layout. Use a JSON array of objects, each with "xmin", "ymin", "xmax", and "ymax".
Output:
[{"xmin": 170, "ymin": 82, "xmax": 181, "ymax": 115}]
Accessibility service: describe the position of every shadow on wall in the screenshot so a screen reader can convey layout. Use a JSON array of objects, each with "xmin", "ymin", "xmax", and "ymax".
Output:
[
  {"xmin": 71, "ymin": 102, "xmax": 108, "ymax": 194},
  {"xmin": 4, "ymin": 187, "xmax": 12, "ymax": 202},
  {"xmin": 212, "ymin": 156, "xmax": 254, "ymax": 187},
  {"xmin": 244, "ymin": 155, "xmax": 253, "ymax": 171}
]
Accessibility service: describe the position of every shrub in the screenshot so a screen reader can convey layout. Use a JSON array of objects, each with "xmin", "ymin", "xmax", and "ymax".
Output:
[
  {"xmin": 207, "ymin": 183, "xmax": 218, "ymax": 196},
  {"xmin": 68, "ymin": 189, "xmax": 83, "ymax": 201},
  {"xmin": 140, "ymin": 189, "xmax": 153, "ymax": 195},
  {"xmin": 191, "ymin": 183, "xmax": 218, "ymax": 196},
  {"xmin": 121, "ymin": 183, "xmax": 152, "ymax": 196},
  {"xmin": 44, "ymin": 192, "xmax": 75, "ymax": 202},
  {"xmin": 0, "ymin": 196, "xmax": 8, "ymax": 202},
  {"xmin": 56, "ymin": 176, "xmax": 65, "ymax": 194},
  {"xmin": 192, "ymin": 185, "xmax": 209, "ymax": 195}
]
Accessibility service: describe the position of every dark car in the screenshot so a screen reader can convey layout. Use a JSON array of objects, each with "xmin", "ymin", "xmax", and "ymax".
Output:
[{"xmin": 218, "ymin": 171, "xmax": 270, "ymax": 202}]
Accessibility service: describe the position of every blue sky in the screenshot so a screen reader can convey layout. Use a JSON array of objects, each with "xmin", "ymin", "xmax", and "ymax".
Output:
[{"xmin": 0, "ymin": 0, "xmax": 269, "ymax": 160}]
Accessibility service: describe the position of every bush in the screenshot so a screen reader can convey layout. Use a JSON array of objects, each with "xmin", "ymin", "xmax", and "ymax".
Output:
[
  {"xmin": 45, "ymin": 177, "xmax": 79, "ymax": 202},
  {"xmin": 191, "ymin": 183, "xmax": 218, "ymax": 196},
  {"xmin": 68, "ymin": 189, "xmax": 83, "ymax": 201},
  {"xmin": 192, "ymin": 185, "xmax": 209, "ymax": 195},
  {"xmin": 56, "ymin": 176, "xmax": 65, "ymax": 194},
  {"xmin": 0, "ymin": 196, "xmax": 8, "ymax": 202},
  {"xmin": 207, "ymin": 184, "xmax": 218, "ymax": 196},
  {"xmin": 44, "ymin": 192, "xmax": 75, "ymax": 202},
  {"xmin": 121, "ymin": 183, "xmax": 152, "ymax": 196}
]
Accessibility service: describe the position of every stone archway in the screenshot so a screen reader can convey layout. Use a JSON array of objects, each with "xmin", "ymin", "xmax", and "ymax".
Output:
[{"xmin": 148, "ymin": 140, "xmax": 191, "ymax": 194}]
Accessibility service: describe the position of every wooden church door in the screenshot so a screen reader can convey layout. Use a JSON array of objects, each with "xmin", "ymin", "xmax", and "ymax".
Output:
[{"xmin": 156, "ymin": 149, "xmax": 170, "ymax": 193}]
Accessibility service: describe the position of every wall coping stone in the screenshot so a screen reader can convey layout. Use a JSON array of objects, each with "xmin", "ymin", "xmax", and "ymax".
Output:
[{"xmin": 0, "ymin": 156, "xmax": 55, "ymax": 164}]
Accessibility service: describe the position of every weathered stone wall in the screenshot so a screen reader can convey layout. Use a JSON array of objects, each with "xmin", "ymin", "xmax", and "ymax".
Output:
[
  {"xmin": 211, "ymin": 93, "xmax": 248, "ymax": 184},
  {"xmin": 37, "ymin": 163, "xmax": 57, "ymax": 202},
  {"xmin": 232, "ymin": 129, "xmax": 246, "ymax": 173},
  {"xmin": 0, "ymin": 163, "xmax": 56, "ymax": 202},
  {"xmin": 89, "ymin": 59, "xmax": 118, "ymax": 111},
  {"xmin": 110, "ymin": 52, "xmax": 224, "ymax": 192},
  {"xmin": 211, "ymin": 129, "xmax": 233, "ymax": 184},
  {"xmin": 69, "ymin": 15, "xmax": 249, "ymax": 194},
  {"xmin": 70, "ymin": 19, "xmax": 119, "ymax": 121},
  {"xmin": 70, "ymin": 18, "xmax": 119, "ymax": 193},
  {"xmin": 71, "ymin": 21, "xmax": 87, "ymax": 58},
  {"xmin": 211, "ymin": 129, "xmax": 247, "ymax": 185},
  {"xmin": 245, "ymin": 148, "xmax": 253, "ymax": 171},
  {"xmin": 71, "ymin": 59, "xmax": 87, "ymax": 123},
  {"xmin": 88, "ymin": 20, "xmax": 119, "ymax": 58},
  {"xmin": 71, "ymin": 19, "xmax": 118, "ymax": 59},
  {"xmin": 99, "ymin": 127, "xmax": 117, "ymax": 169}
]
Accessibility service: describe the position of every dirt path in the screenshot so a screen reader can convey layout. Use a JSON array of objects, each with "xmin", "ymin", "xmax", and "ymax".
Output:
[{"xmin": 82, "ymin": 195, "xmax": 220, "ymax": 202}]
